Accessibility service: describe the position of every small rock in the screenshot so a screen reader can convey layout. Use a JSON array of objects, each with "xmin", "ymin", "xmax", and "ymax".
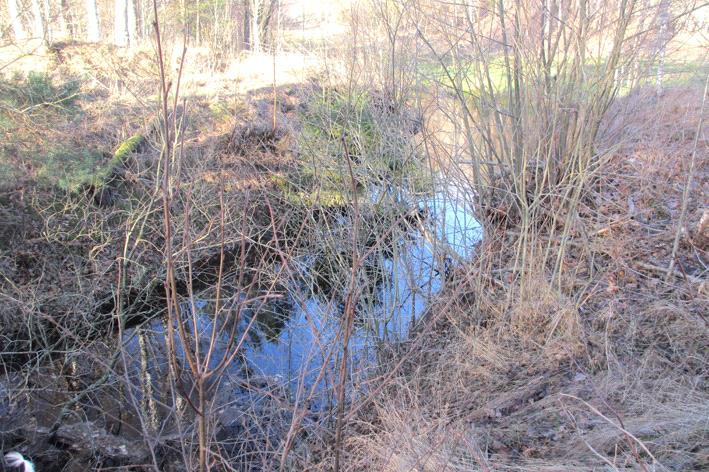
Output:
[{"xmin": 52, "ymin": 421, "xmax": 149, "ymax": 465}]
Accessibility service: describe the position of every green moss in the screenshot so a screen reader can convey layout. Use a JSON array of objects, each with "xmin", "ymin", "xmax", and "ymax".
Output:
[
  {"xmin": 270, "ymin": 173, "xmax": 289, "ymax": 190},
  {"xmin": 113, "ymin": 134, "xmax": 143, "ymax": 163},
  {"xmin": 280, "ymin": 187, "xmax": 350, "ymax": 208},
  {"xmin": 272, "ymin": 170, "xmax": 364, "ymax": 208},
  {"xmin": 208, "ymin": 101, "xmax": 233, "ymax": 122}
]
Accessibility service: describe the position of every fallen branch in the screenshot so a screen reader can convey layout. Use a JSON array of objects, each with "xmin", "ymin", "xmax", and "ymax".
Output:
[{"xmin": 635, "ymin": 261, "xmax": 704, "ymax": 286}]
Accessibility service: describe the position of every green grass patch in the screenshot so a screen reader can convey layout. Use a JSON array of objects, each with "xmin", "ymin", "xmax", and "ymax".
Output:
[
  {"xmin": 279, "ymin": 88, "xmax": 432, "ymax": 208},
  {"xmin": 0, "ymin": 72, "xmax": 85, "ymax": 190},
  {"xmin": 33, "ymin": 134, "xmax": 141, "ymax": 193},
  {"xmin": 0, "ymin": 71, "xmax": 81, "ymax": 114},
  {"xmin": 419, "ymin": 55, "xmax": 509, "ymax": 95},
  {"xmin": 420, "ymin": 55, "xmax": 707, "ymax": 100},
  {"xmin": 36, "ymin": 148, "xmax": 108, "ymax": 192}
]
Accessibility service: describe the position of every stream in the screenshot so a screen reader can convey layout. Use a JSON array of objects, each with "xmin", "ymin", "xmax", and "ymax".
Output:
[{"xmin": 121, "ymin": 185, "xmax": 482, "ymax": 425}]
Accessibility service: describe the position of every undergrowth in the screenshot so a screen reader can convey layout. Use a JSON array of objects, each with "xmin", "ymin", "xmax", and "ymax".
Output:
[{"xmin": 0, "ymin": 2, "xmax": 706, "ymax": 471}]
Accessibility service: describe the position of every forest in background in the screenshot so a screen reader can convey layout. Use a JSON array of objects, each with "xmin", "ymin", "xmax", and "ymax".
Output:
[
  {"xmin": 4, "ymin": 0, "xmax": 300, "ymax": 52},
  {"xmin": 0, "ymin": 1, "xmax": 707, "ymax": 471}
]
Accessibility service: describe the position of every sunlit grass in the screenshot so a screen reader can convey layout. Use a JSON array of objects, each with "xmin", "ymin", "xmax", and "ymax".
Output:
[{"xmin": 420, "ymin": 54, "xmax": 707, "ymax": 98}]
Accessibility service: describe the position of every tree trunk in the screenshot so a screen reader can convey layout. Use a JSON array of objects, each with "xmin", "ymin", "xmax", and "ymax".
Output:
[
  {"xmin": 257, "ymin": 0, "xmax": 275, "ymax": 47},
  {"xmin": 114, "ymin": 0, "xmax": 128, "ymax": 46},
  {"xmin": 57, "ymin": 0, "xmax": 70, "ymax": 39},
  {"xmin": 85, "ymin": 0, "xmax": 101, "ymax": 42},
  {"xmin": 137, "ymin": 0, "xmax": 149, "ymax": 41},
  {"xmin": 243, "ymin": 0, "xmax": 276, "ymax": 52},
  {"xmin": 243, "ymin": 3, "xmax": 250, "ymax": 50},
  {"xmin": 42, "ymin": 0, "xmax": 52, "ymax": 42},
  {"xmin": 196, "ymin": 6, "xmax": 201, "ymax": 46},
  {"xmin": 656, "ymin": 0, "xmax": 669, "ymax": 96},
  {"xmin": 6, "ymin": 0, "xmax": 27, "ymax": 42},
  {"xmin": 251, "ymin": 1, "xmax": 261, "ymax": 52},
  {"xmin": 30, "ymin": 0, "xmax": 45, "ymax": 40},
  {"xmin": 127, "ymin": 0, "xmax": 138, "ymax": 46}
]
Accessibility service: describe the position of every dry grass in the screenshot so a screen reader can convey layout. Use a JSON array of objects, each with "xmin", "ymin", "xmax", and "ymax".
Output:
[{"xmin": 344, "ymin": 84, "xmax": 707, "ymax": 471}]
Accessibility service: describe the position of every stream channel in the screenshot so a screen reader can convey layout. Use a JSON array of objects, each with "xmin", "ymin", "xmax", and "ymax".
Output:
[{"xmin": 121, "ymin": 185, "xmax": 483, "ymax": 428}]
